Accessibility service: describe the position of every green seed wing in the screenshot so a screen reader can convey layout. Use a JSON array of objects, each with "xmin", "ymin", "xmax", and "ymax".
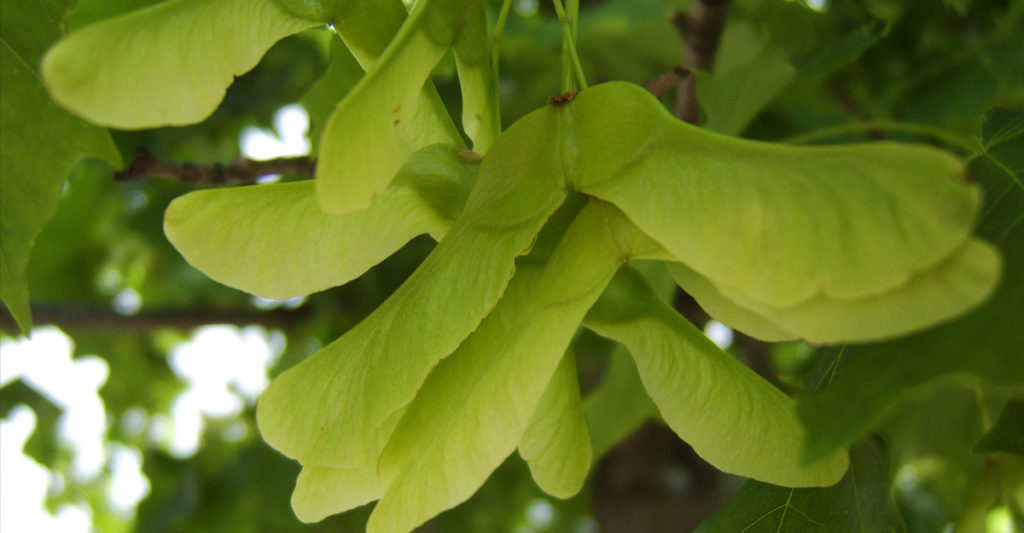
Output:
[
  {"xmin": 256, "ymin": 105, "xmax": 567, "ymax": 471},
  {"xmin": 164, "ymin": 145, "xmax": 476, "ymax": 299},
  {"xmin": 571, "ymin": 82, "xmax": 984, "ymax": 309},
  {"xmin": 584, "ymin": 266, "xmax": 850, "ymax": 487},
  {"xmin": 42, "ymin": 0, "xmax": 319, "ymax": 129},
  {"xmin": 668, "ymin": 238, "xmax": 1001, "ymax": 343},
  {"xmin": 316, "ymin": 0, "xmax": 489, "ymax": 213},
  {"xmin": 518, "ymin": 349, "xmax": 592, "ymax": 499}
]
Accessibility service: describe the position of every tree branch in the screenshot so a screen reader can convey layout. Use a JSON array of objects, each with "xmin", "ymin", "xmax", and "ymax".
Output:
[
  {"xmin": 0, "ymin": 304, "xmax": 313, "ymax": 333},
  {"xmin": 671, "ymin": 0, "xmax": 732, "ymax": 124},
  {"xmin": 644, "ymin": 67, "xmax": 689, "ymax": 99},
  {"xmin": 115, "ymin": 147, "xmax": 316, "ymax": 185}
]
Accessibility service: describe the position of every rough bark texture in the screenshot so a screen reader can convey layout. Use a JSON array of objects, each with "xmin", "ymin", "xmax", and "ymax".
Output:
[{"xmin": 116, "ymin": 147, "xmax": 315, "ymax": 185}]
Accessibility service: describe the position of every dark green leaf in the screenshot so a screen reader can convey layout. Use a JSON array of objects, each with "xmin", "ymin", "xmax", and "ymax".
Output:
[
  {"xmin": 791, "ymin": 22, "xmax": 885, "ymax": 81},
  {"xmin": 695, "ymin": 48, "xmax": 796, "ymax": 136},
  {"xmin": 697, "ymin": 437, "xmax": 905, "ymax": 533},
  {"xmin": 974, "ymin": 397, "xmax": 1024, "ymax": 456},
  {"xmin": 0, "ymin": 0, "xmax": 121, "ymax": 332},
  {"xmin": 797, "ymin": 108, "xmax": 1024, "ymax": 462},
  {"xmin": 0, "ymin": 379, "xmax": 63, "ymax": 466}
]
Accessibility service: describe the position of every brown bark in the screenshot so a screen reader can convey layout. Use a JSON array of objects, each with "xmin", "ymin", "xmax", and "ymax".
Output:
[
  {"xmin": 115, "ymin": 147, "xmax": 315, "ymax": 185},
  {"xmin": 672, "ymin": 0, "xmax": 732, "ymax": 124},
  {"xmin": 592, "ymin": 422, "xmax": 740, "ymax": 532}
]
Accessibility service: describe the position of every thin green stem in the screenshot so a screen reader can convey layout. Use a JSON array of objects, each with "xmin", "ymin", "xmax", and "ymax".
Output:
[
  {"xmin": 487, "ymin": 0, "xmax": 513, "ymax": 139},
  {"xmin": 567, "ymin": 0, "xmax": 578, "ymax": 41},
  {"xmin": 784, "ymin": 120, "xmax": 979, "ymax": 153},
  {"xmin": 492, "ymin": 0, "xmax": 514, "ymax": 92},
  {"xmin": 551, "ymin": 0, "xmax": 588, "ymax": 92}
]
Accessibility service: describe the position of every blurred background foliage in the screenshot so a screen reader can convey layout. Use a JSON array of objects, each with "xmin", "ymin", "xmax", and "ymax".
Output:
[{"xmin": 1, "ymin": 0, "xmax": 1022, "ymax": 531}]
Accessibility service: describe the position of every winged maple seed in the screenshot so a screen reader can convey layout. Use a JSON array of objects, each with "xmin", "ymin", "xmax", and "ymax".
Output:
[{"xmin": 34, "ymin": 0, "xmax": 1008, "ymax": 531}]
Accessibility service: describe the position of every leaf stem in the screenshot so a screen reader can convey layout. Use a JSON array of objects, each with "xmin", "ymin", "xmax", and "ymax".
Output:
[
  {"xmin": 492, "ymin": 0, "xmax": 514, "ymax": 96},
  {"xmin": 784, "ymin": 120, "xmax": 979, "ymax": 153},
  {"xmin": 552, "ymin": 0, "xmax": 588, "ymax": 93}
]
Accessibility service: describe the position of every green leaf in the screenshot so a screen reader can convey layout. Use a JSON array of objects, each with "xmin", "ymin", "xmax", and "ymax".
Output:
[
  {"xmin": 973, "ymin": 108, "xmax": 1024, "ymax": 243},
  {"xmin": 695, "ymin": 48, "xmax": 796, "ymax": 136},
  {"xmin": 41, "ymin": 0, "xmax": 320, "ymax": 129},
  {"xmin": 0, "ymin": 379, "xmax": 63, "ymax": 466},
  {"xmin": 944, "ymin": 0, "xmax": 971, "ymax": 15},
  {"xmin": 880, "ymin": 382, "xmax": 992, "ymax": 517},
  {"xmin": 797, "ymin": 107, "xmax": 1024, "ymax": 462},
  {"xmin": 583, "ymin": 267, "xmax": 849, "ymax": 487},
  {"xmin": 164, "ymin": 144, "xmax": 476, "ymax": 299},
  {"xmin": 257, "ymin": 103, "xmax": 568, "ymax": 470},
  {"xmin": 954, "ymin": 455, "xmax": 1014, "ymax": 533},
  {"xmin": 519, "ymin": 348, "xmax": 592, "ymax": 499},
  {"xmin": 582, "ymin": 345, "xmax": 659, "ymax": 461},
  {"xmin": 567, "ymin": 82, "xmax": 996, "ymax": 342},
  {"xmin": 365, "ymin": 200, "xmax": 664, "ymax": 533},
  {"xmin": 697, "ymin": 437, "xmax": 904, "ymax": 533},
  {"xmin": 315, "ymin": 0, "xmax": 486, "ymax": 214},
  {"xmin": 974, "ymin": 397, "xmax": 1024, "ymax": 456},
  {"xmin": 1, "ymin": 0, "xmax": 121, "ymax": 332},
  {"xmin": 790, "ymin": 22, "xmax": 885, "ymax": 81}
]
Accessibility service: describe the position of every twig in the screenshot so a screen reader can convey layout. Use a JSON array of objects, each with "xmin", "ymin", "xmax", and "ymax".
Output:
[
  {"xmin": 671, "ymin": 0, "xmax": 732, "ymax": 124},
  {"xmin": 0, "ymin": 304, "xmax": 314, "ymax": 333},
  {"xmin": 645, "ymin": 67, "xmax": 689, "ymax": 99},
  {"xmin": 115, "ymin": 147, "xmax": 316, "ymax": 185}
]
